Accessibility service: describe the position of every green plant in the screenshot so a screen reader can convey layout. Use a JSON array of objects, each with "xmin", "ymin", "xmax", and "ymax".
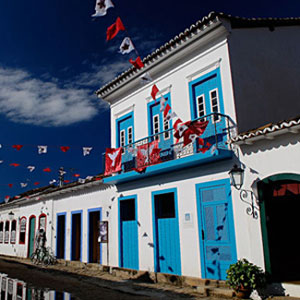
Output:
[{"xmin": 226, "ymin": 259, "xmax": 266, "ymax": 291}]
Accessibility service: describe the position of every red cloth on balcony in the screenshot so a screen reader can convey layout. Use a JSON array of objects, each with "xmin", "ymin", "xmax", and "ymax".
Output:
[
  {"xmin": 104, "ymin": 147, "xmax": 122, "ymax": 175},
  {"xmin": 134, "ymin": 140, "xmax": 161, "ymax": 172}
]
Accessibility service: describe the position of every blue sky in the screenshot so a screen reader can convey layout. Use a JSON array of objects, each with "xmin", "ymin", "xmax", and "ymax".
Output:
[{"xmin": 0, "ymin": 0, "xmax": 299, "ymax": 202}]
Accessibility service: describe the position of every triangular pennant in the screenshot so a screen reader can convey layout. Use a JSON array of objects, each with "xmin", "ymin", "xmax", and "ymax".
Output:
[
  {"xmin": 12, "ymin": 145, "xmax": 23, "ymax": 151},
  {"xmin": 106, "ymin": 17, "xmax": 125, "ymax": 41},
  {"xmin": 83, "ymin": 147, "xmax": 92, "ymax": 156},
  {"xmin": 129, "ymin": 56, "xmax": 144, "ymax": 69},
  {"xmin": 27, "ymin": 166, "xmax": 35, "ymax": 172},
  {"xmin": 151, "ymin": 84, "xmax": 159, "ymax": 101},
  {"xmin": 60, "ymin": 146, "xmax": 70, "ymax": 153},
  {"xmin": 43, "ymin": 167, "xmax": 51, "ymax": 172},
  {"xmin": 92, "ymin": 0, "xmax": 114, "ymax": 17},
  {"xmin": 38, "ymin": 145, "xmax": 48, "ymax": 154},
  {"xmin": 20, "ymin": 183, "xmax": 28, "ymax": 188},
  {"xmin": 10, "ymin": 163, "xmax": 20, "ymax": 167},
  {"xmin": 119, "ymin": 37, "xmax": 134, "ymax": 54},
  {"xmin": 140, "ymin": 72, "xmax": 152, "ymax": 85}
]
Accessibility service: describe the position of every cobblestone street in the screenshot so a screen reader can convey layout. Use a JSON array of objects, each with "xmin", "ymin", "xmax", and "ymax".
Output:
[{"xmin": 0, "ymin": 257, "xmax": 229, "ymax": 300}]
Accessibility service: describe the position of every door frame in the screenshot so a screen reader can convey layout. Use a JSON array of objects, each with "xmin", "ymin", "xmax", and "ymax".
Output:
[
  {"xmin": 56, "ymin": 212, "xmax": 67, "ymax": 259},
  {"xmin": 196, "ymin": 178, "xmax": 237, "ymax": 279},
  {"xmin": 27, "ymin": 215, "xmax": 36, "ymax": 258},
  {"xmin": 87, "ymin": 207, "xmax": 102, "ymax": 264},
  {"xmin": 70, "ymin": 210, "xmax": 82, "ymax": 262},
  {"xmin": 118, "ymin": 194, "xmax": 139, "ymax": 269},
  {"xmin": 151, "ymin": 187, "xmax": 181, "ymax": 275}
]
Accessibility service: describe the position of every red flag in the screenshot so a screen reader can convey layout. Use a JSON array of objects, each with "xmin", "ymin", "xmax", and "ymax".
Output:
[
  {"xmin": 4, "ymin": 196, "xmax": 10, "ymax": 201},
  {"xmin": 34, "ymin": 182, "xmax": 40, "ymax": 186},
  {"xmin": 73, "ymin": 173, "xmax": 80, "ymax": 177},
  {"xmin": 106, "ymin": 17, "xmax": 125, "ymax": 41},
  {"xmin": 43, "ymin": 167, "xmax": 51, "ymax": 172},
  {"xmin": 199, "ymin": 142, "xmax": 212, "ymax": 153},
  {"xmin": 151, "ymin": 84, "xmax": 159, "ymax": 101},
  {"xmin": 129, "ymin": 56, "xmax": 144, "ymax": 69},
  {"xmin": 60, "ymin": 146, "xmax": 70, "ymax": 153},
  {"xmin": 10, "ymin": 163, "xmax": 20, "ymax": 167},
  {"xmin": 104, "ymin": 147, "xmax": 122, "ymax": 176},
  {"xmin": 64, "ymin": 180, "xmax": 70, "ymax": 183},
  {"xmin": 12, "ymin": 145, "xmax": 23, "ymax": 151},
  {"xmin": 163, "ymin": 104, "xmax": 171, "ymax": 119},
  {"xmin": 8, "ymin": 184, "xmax": 13, "ymax": 188},
  {"xmin": 135, "ymin": 140, "xmax": 161, "ymax": 171}
]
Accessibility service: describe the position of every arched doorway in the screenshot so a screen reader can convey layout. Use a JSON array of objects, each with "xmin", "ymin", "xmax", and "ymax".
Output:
[
  {"xmin": 27, "ymin": 216, "xmax": 36, "ymax": 258},
  {"xmin": 258, "ymin": 174, "xmax": 300, "ymax": 282}
]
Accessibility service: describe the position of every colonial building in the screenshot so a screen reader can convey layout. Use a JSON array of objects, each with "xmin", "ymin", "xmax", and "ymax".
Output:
[{"xmin": 0, "ymin": 12, "xmax": 299, "ymax": 297}]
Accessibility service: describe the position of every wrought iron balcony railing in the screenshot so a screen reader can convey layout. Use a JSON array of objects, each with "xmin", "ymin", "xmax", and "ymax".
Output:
[{"xmin": 105, "ymin": 113, "xmax": 236, "ymax": 175}]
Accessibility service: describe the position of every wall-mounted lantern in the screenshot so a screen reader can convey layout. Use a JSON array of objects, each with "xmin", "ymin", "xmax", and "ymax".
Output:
[{"xmin": 8, "ymin": 211, "xmax": 14, "ymax": 221}]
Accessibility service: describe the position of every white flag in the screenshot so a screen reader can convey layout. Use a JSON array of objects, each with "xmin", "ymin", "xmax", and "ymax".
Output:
[
  {"xmin": 160, "ymin": 96, "xmax": 167, "ymax": 112},
  {"xmin": 49, "ymin": 179, "xmax": 56, "ymax": 185},
  {"xmin": 38, "ymin": 145, "xmax": 47, "ymax": 154},
  {"xmin": 86, "ymin": 176, "xmax": 93, "ymax": 181},
  {"xmin": 78, "ymin": 178, "xmax": 86, "ymax": 184},
  {"xmin": 83, "ymin": 147, "xmax": 93, "ymax": 156},
  {"xmin": 0, "ymin": 160, "xmax": 3, "ymax": 164},
  {"xmin": 92, "ymin": 0, "xmax": 114, "ymax": 17},
  {"xmin": 27, "ymin": 166, "xmax": 35, "ymax": 172},
  {"xmin": 4, "ymin": 196, "xmax": 9, "ymax": 203},
  {"xmin": 119, "ymin": 37, "xmax": 134, "ymax": 54},
  {"xmin": 20, "ymin": 183, "xmax": 28, "ymax": 188},
  {"xmin": 140, "ymin": 72, "xmax": 152, "ymax": 85}
]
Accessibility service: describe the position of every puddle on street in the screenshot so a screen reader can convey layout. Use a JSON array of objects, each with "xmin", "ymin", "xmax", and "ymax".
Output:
[{"xmin": 0, "ymin": 272, "xmax": 76, "ymax": 300}]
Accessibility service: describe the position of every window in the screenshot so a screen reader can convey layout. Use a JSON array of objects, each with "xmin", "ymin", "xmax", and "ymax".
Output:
[
  {"xmin": 163, "ymin": 120, "xmax": 170, "ymax": 139},
  {"xmin": 10, "ymin": 220, "xmax": 16, "ymax": 244},
  {"xmin": 196, "ymin": 94, "xmax": 206, "ymax": 121},
  {"xmin": 39, "ymin": 214, "xmax": 46, "ymax": 232},
  {"xmin": 120, "ymin": 199, "xmax": 136, "ymax": 221},
  {"xmin": 155, "ymin": 192, "xmax": 176, "ymax": 219},
  {"xmin": 210, "ymin": 89, "xmax": 220, "ymax": 122},
  {"xmin": 127, "ymin": 126, "xmax": 133, "ymax": 145},
  {"xmin": 120, "ymin": 129, "xmax": 125, "ymax": 153},
  {"xmin": 153, "ymin": 114, "xmax": 160, "ymax": 140},
  {"xmin": 19, "ymin": 217, "xmax": 26, "ymax": 244},
  {"xmin": 0, "ymin": 222, "xmax": 3, "ymax": 243},
  {"xmin": 4, "ymin": 221, "xmax": 9, "ymax": 243}
]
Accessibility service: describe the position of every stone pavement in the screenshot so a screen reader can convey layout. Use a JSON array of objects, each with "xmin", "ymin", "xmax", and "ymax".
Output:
[{"xmin": 0, "ymin": 255, "xmax": 299, "ymax": 300}]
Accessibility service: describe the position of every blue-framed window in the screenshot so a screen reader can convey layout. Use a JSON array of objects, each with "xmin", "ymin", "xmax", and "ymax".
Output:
[
  {"xmin": 189, "ymin": 68, "xmax": 225, "ymax": 122},
  {"xmin": 116, "ymin": 112, "xmax": 134, "ymax": 148},
  {"xmin": 147, "ymin": 93, "xmax": 173, "ymax": 149}
]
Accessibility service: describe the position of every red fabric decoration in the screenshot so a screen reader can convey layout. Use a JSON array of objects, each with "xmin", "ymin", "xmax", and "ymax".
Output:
[
  {"xmin": 129, "ymin": 56, "xmax": 144, "ymax": 69},
  {"xmin": 73, "ymin": 173, "xmax": 80, "ymax": 177},
  {"xmin": 135, "ymin": 140, "xmax": 161, "ymax": 171},
  {"xmin": 64, "ymin": 180, "xmax": 70, "ymax": 183},
  {"xmin": 199, "ymin": 142, "xmax": 212, "ymax": 153},
  {"xmin": 43, "ymin": 167, "xmax": 51, "ymax": 172},
  {"xmin": 12, "ymin": 145, "xmax": 23, "ymax": 151},
  {"xmin": 60, "ymin": 146, "xmax": 70, "ymax": 152},
  {"xmin": 106, "ymin": 17, "xmax": 125, "ymax": 41},
  {"xmin": 34, "ymin": 182, "xmax": 40, "ymax": 186},
  {"xmin": 8, "ymin": 184, "xmax": 13, "ymax": 188},
  {"xmin": 10, "ymin": 163, "xmax": 20, "ymax": 167},
  {"xmin": 163, "ymin": 103, "xmax": 171, "ymax": 119},
  {"xmin": 151, "ymin": 84, "xmax": 159, "ymax": 101},
  {"xmin": 104, "ymin": 147, "xmax": 122, "ymax": 176}
]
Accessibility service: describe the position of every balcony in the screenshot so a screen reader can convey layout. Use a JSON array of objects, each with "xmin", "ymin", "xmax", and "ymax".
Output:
[{"xmin": 103, "ymin": 113, "xmax": 236, "ymax": 184}]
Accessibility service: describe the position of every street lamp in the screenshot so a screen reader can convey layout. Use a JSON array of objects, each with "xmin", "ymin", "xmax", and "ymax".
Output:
[
  {"xmin": 228, "ymin": 164, "xmax": 244, "ymax": 190},
  {"xmin": 229, "ymin": 165, "xmax": 259, "ymax": 219},
  {"xmin": 8, "ymin": 211, "xmax": 14, "ymax": 221}
]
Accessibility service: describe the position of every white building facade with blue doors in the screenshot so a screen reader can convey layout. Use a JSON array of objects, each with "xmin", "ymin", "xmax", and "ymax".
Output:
[{"xmin": 98, "ymin": 13, "xmax": 256, "ymax": 280}]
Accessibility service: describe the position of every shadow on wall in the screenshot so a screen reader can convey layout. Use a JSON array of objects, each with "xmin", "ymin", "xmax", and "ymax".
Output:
[{"xmin": 239, "ymin": 132, "xmax": 300, "ymax": 156}]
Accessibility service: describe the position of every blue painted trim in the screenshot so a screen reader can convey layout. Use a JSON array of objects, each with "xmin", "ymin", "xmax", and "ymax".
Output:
[
  {"xmin": 118, "ymin": 194, "xmax": 139, "ymax": 269},
  {"xmin": 147, "ymin": 92, "xmax": 172, "ymax": 137},
  {"xmin": 195, "ymin": 178, "xmax": 237, "ymax": 279},
  {"xmin": 87, "ymin": 207, "xmax": 102, "ymax": 264},
  {"xmin": 103, "ymin": 148, "xmax": 232, "ymax": 184},
  {"xmin": 188, "ymin": 68, "xmax": 225, "ymax": 120},
  {"xmin": 70, "ymin": 210, "xmax": 83, "ymax": 262},
  {"xmin": 151, "ymin": 188, "xmax": 181, "ymax": 275},
  {"xmin": 56, "ymin": 212, "xmax": 67, "ymax": 259},
  {"xmin": 115, "ymin": 111, "xmax": 134, "ymax": 147}
]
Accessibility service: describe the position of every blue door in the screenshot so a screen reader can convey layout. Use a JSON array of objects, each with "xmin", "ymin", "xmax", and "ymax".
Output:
[
  {"xmin": 196, "ymin": 179, "xmax": 237, "ymax": 280},
  {"xmin": 148, "ymin": 96, "xmax": 173, "ymax": 150},
  {"xmin": 119, "ymin": 196, "xmax": 139, "ymax": 269},
  {"xmin": 152, "ymin": 189, "xmax": 181, "ymax": 275},
  {"xmin": 189, "ymin": 69, "xmax": 226, "ymax": 148}
]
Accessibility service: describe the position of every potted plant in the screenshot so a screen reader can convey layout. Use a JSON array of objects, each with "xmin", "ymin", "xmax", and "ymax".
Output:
[{"xmin": 226, "ymin": 259, "xmax": 266, "ymax": 299}]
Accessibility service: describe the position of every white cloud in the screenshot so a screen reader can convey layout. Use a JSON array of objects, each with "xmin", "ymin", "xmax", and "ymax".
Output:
[{"xmin": 0, "ymin": 67, "xmax": 106, "ymax": 126}]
